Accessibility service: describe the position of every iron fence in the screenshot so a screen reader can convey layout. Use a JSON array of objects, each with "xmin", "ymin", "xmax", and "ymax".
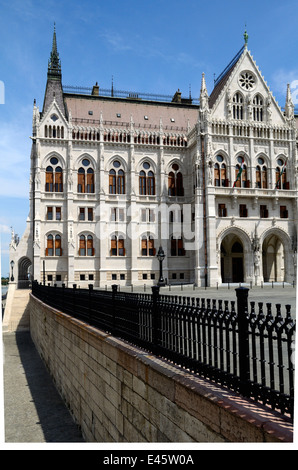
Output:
[{"xmin": 31, "ymin": 281, "xmax": 295, "ymax": 420}]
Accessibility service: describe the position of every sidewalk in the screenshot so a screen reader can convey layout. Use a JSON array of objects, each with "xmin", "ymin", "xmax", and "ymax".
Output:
[
  {"xmin": 3, "ymin": 331, "xmax": 84, "ymax": 444},
  {"xmin": 119, "ymin": 284, "xmax": 297, "ymax": 317}
]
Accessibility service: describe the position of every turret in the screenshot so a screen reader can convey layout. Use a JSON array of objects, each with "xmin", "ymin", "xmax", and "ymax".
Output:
[
  {"xmin": 285, "ymin": 83, "xmax": 295, "ymax": 121},
  {"xmin": 199, "ymin": 72, "xmax": 209, "ymax": 112},
  {"xmin": 42, "ymin": 24, "xmax": 65, "ymax": 117}
]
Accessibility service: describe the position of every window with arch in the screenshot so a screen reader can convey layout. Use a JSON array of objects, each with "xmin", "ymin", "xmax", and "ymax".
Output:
[
  {"xmin": 109, "ymin": 160, "xmax": 125, "ymax": 194},
  {"xmin": 141, "ymin": 235, "xmax": 156, "ymax": 256},
  {"xmin": 77, "ymin": 158, "xmax": 95, "ymax": 193},
  {"xmin": 275, "ymin": 158, "xmax": 288, "ymax": 189},
  {"xmin": 170, "ymin": 236, "xmax": 185, "ymax": 256},
  {"xmin": 234, "ymin": 156, "xmax": 249, "ymax": 188},
  {"xmin": 46, "ymin": 234, "xmax": 62, "ymax": 256},
  {"xmin": 233, "ymin": 92, "xmax": 243, "ymax": 120},
  {"xmin": 45, "ymin": 156, "xmax": 63, "ymax": 192},
  {"xmin": 79, "ymin": 234, "xmax": 94, "ymax": 256},
  {"xmin": 110, "ymin": 235, "xmax": 125, "ymax": 256},
  {"xmin": 168, "ymin": 163, "xmax": 184, "ymax": 196},
  {"xmin": 256, "ymin": 157, "xmax": 268, "ymax": 188},
  {"xmin": 214, "ymin": 155, "xmax": 228, "ymax": 186},
  {"xmin": 253, "ymin": 94, "xmax": 263, "ymax": 121},
  {"xmin": 139, "ymin": 162, "xmax": 155, "ymax": 195}
]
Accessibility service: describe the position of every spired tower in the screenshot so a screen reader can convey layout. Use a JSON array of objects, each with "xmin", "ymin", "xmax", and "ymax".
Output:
[
  {"xmin": 30, "ymin": 25, "xmax": 70, "ymax": 285},
  {"xmin": 42, "ymin": 24, "xmax": 65, "ymax": 117}
]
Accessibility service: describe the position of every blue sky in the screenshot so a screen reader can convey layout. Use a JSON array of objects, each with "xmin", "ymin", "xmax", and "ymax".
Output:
[{"xmin": 1, "ymin": 0, "xmax": 298, "ymax": 278}]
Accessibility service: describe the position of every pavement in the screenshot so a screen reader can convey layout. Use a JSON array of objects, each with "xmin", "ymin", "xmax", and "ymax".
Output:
[
  {"xmin": 2, "ymin": 331, "xmax": 84, "ymax": 445},
  {"xmin": 119, "ymin": 283, "xmax": 297, "ymax": 317}
]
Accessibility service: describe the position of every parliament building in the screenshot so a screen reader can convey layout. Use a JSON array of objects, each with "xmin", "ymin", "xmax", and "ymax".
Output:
[{"xmin": 10, "ymin": 28, "xmax": 298, "ymax": 288}]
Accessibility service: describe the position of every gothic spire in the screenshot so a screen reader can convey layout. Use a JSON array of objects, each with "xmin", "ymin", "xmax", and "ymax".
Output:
[
  {"xmin": 200, "ymin": 72, "xmax": 209, "ymax": 111},
  {"xmin": 42, "ymin": 24, "xmax": 65, "ymax": 117},
  {"xmin": 48, "ymin": 23, "xmax": 61, "ymax": 80},
  {"xmin": 285, "ymin": 83, "xmax": 295, "ymax": 120},
  {"xmin": 200, "ymin": 72, "xmax": 207, "ymax": 94}
]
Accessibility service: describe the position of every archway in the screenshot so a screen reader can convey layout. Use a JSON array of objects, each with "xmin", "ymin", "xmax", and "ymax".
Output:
[
  {"xmin": 221, "ymin": 235, "xmax": 244, "ymax": 283},
  {"xmin": 262, "ymin": 234, "xmax": 285, "ymax": 282},
  {"xmin": 18, "ymin": 257, "xmax": 32, "ymax": 289}
]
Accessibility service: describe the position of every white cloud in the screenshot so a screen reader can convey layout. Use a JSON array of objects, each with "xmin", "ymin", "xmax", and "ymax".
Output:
[
  {"xmin": 99, "ymin": 29, "xmax": 204, "ymax": 72},
  {"xmin": 270, "ymin": 68, "xmax": 298, "ymax": 104},
  {"xmin": 100, "ymin": 31, "xmax": 134, "ymax": 53},
  {"xmin": 0, "ymin": 224, "xmax": 10, "ymax": 234}
]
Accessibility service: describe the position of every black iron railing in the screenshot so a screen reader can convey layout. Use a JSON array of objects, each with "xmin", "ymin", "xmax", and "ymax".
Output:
[
  {"xmin": 31, "ymin": 281, "xmax": 295, "ymax": 420},
  {"xmin": 63, "ymin": 85, "xmax": 199, "ymax": 105}
]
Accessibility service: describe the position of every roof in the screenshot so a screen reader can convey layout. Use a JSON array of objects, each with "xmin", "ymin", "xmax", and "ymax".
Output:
[
  {"xmin": 64, "ymin": 93, "xmax": 199, "ymax": 132},
  {"xmin": 209, "ymin": 45, "xmax": 245, "ymax": 109}
]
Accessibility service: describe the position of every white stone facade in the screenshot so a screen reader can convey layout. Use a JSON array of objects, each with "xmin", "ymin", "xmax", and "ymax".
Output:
[{"xmin": 10, "ymin": 32, "xmax": 298, "ymax": 288}]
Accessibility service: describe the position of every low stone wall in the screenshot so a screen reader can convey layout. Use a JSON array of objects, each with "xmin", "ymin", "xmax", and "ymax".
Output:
[{"xmin": 29, "ymin": 294, "xmax": 293, "ymax": 443}]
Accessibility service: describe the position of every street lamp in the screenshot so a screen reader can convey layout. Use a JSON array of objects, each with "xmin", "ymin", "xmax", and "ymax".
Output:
[
  {"xmin": 10, "ymin": 260, "xmax": 15, "ymax": 282},
  {"xmin": 157, "ymin": 246, "xmax": 166, "ymax": 286}
]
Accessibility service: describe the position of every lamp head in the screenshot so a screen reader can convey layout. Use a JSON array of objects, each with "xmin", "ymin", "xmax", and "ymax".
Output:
[{"xmin": 157, "ymin": 246, "xmax": 165, "ymax": 262}]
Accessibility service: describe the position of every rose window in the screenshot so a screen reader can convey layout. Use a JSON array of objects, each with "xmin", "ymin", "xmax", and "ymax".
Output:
[{"xmin": 239, "ymin": 72, "xmax": 255, "ymax": 90}]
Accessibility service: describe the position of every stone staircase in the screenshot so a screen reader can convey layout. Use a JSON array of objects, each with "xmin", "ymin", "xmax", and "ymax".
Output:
[{"xmin": 2, "ymin": 286, "xmax": 31, "ymax": 332}]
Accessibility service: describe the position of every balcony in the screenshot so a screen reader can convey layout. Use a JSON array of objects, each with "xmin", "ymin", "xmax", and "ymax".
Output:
[{"xmin": 213, "ymin": 186, "xmax": 297, "ymax": 199}]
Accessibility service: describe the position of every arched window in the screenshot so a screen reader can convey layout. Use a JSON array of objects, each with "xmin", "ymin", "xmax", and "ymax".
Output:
[
  {"xmin": 77, "ymin": 158, "xmax": 95, "ymax": 193},
  {"xmin": 109, "ymin": 169, "xmax": 116, "ymax": 194},
  {"xmin": 46, "ymin": 166, "xmax": 53, "ymax": 192},
  {"xmin": 234, "ymin": 156, "xmax": 249, "ymax": 188},
  {"xmin": 253, "ymin": 94, "xmax": 263, "ymax": 121},
  {"xmin": 55, "ymin": 234, "xmax": 62, "ymax": 256},
  {"xmin": 139, "ymin": 170, "xmax": 146, "ymax": 195},
  {"xmin": 109, "ymin": 160, "xmax": 125, "ymax": 194},
  {"xmin": 87, "ymin": 235, "xmax": 94, "ymax": 256},
  {"xmin": 214, "ymin": 156, "xmax": 228, "ymax": 186},
  {"xmin": 111, "ymin": 235, "xmax": 125, "ymax": 256},
  {"xmin": 46, "ymin": 234, "xmax": 62, "ymax": 256},
  {"xmin": 141, "ymin": 236, "xmax": 156, "ymax": 256},
  {"xmin": 79, "ymin": 235, "xmax": 86, "ymax": 256},
  {"xmin": 55, "ymin": 167, "xmax": 63, "ymax": 192},
  {"xmin": 168, "ymin": 163, "xmax": 184, "ymax": 196},
  {"xmin": 45, "ymin": 157, "xmax": 63, "ymax": 192},
  {"xmin": 86, "ymin": 168, "xmax": 94, "ymax": 193},
  {"xmin": 117, "ymin": 169, "xmax": 125, "ymax": 194},
  {"xmin": 147, "ymin": 171, "xmax": 155, "ymax": 195},
  {"xmin": 256, "ymin": 157, "xmax": 267, "ymax": 188},
  {"xmin": 139, "ymin": 162, "xmax": 155, "ymax": 195},
  {"xmin": 275, "ymin": 158, "xmax": 288, "ymax": 189},
  {"xmin": 170, "ymin": 236, "xmax": 185, "ymax": 256},
  {"xmin": 233, "ymin": 92, "xmax": 243, "ymax": 120},
  {"xmin": 235, "ymin": 163, "xmax": 247, "ymax": 187},
  {"xmin": 79, "ymin": 234, "xmax": 94, "ymax": 256},
  {"xmin": 46, "ymin": 234, "xmax": 53, "ymax": 256},
  {"xmin": 78, "ymin": 168, "xmax": 85, "ymax": 193}
]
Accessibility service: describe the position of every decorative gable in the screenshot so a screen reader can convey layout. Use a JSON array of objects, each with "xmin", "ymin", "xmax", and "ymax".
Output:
[
  {"xmin": 209, "ymin": 47, "xmax": 286, "ymax": 126},
  {"xmin": 40, "ymin": 100, "xmax": 68, "ymax": 139}
]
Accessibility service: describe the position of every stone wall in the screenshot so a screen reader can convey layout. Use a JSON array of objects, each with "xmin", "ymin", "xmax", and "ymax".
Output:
[{"xmin": 29, "ymin": 294, "xmax": 293, "ymax": 443}]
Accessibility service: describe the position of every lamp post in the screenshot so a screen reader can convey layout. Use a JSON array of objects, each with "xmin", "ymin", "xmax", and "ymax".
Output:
[
  {"xmin": 10, "ymin": 260, "xmax": 15, "ymax": 282},
  {"xmin": 157, "ymin": 246, "xmax": 166, "ymax": 286}
]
